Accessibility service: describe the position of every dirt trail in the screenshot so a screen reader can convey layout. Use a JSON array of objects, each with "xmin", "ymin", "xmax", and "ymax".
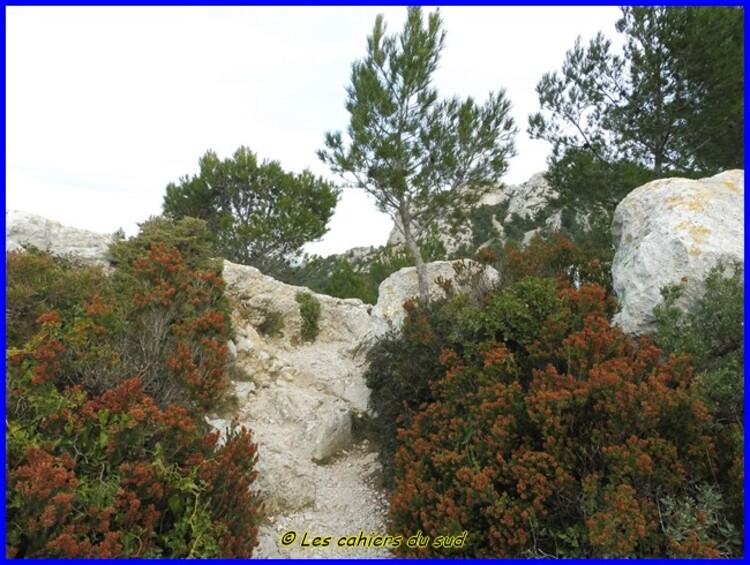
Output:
[{"xmin": 255, "ymin": 444, "xmax": 391, "ymax": 558}]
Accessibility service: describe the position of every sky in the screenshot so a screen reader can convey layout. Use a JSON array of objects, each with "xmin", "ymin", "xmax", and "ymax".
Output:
[{"xmin": 6, "ymin": 5, "xmax": 623, "ymax": 257}]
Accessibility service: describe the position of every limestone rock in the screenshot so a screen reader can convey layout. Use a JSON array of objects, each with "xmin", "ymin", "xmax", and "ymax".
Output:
[
  {"xmin": 6, "ymin": 210, "xmax": 114, "ymax": 268},
  {"xmin": 488, "ymin": 171, "xmax": 558, "ymax": 221},
  {"xmin": 226, "ymin": 339, "xmax": 237, "ymax": 360},
  {"xmin": 221, "ymin": 260, "xmax": 387, "ymax": 512},
  {"xmin": 385, "ymin": 172, "xmax": 558, "ymax": 254},
  {"xmin": 303, "ymin": 406, "xmax": 352, "ymax": 462},
  {"xmin": 612, "ymin": 170, "xmax": 744, "ymax": 336},
  {"xmin": 372, "ymin": 259, "xmax": 500, "ymax": 328},
  {"xmin": 222, "ymin": 261, "xmax": 387, "ymax": 348}
]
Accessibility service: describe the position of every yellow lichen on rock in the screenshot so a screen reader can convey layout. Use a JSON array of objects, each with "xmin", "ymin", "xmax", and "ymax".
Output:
[
  {"xmin": 665, "ymin": 193, "xmax": 707, "ymax": 212},
  {"xmin": 674, "ymin": 221, "xmax": 712, "ymax": 243}
]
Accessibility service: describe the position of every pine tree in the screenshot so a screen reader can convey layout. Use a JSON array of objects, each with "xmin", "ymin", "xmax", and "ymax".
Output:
[
  {"xmin": 319, "ymin": 7, "xmax": 516, "ymax": 302},
  {"xmin": 163, "ymin": 146, "xmax": 338, "ymax": 276},
  {"xmin": 529, "ymin": 6, "xmax": 743, "ymax": 210}
]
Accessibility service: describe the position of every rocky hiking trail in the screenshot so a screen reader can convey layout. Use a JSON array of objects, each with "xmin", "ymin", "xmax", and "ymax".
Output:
[
  {"xmin": 208, "ymin": 258, "xmax": 508, "ymax": 558},
  {"xmin": 256, "ymin": 444, "xmax": 390, "ymax": 558},
  {"xmin": 211, "ymin": 262, "xmax": 395, "ymax": 557},
  {"xmin": 227, "ymin": 341, "xmax": 392, "ymax": 558}
]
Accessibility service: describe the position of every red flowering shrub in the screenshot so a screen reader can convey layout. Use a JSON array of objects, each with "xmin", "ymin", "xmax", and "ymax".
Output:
[
  {"xmin": 502, "ymin": 233, "xmax": 613, "ymax": 294},
  {"xmin": 388, "ymin": 281, "xmax": 741, "ymax": 557},
  {"xmin": 7, "ymin": 370, "xmax": 259, "ymax": 557},
  {"xmin": 6, "ymin": 225, "xmax": 259, "ymax": 558},
  {"xmin": 127, "ymin": 242, "xmax": 232, "ymax": 410}
]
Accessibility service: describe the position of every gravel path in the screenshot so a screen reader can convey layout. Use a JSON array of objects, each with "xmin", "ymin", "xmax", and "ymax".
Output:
[{"xmin": 255, "ymin": 443, "xmax": 392, "ymax": 558}]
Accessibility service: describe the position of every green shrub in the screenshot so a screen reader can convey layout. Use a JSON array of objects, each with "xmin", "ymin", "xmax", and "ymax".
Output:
[
  {"xmin": 295, "ymin": 292, "xmax": 321, "ymax": 342},
  {"xmin": 363, "ymin": 321, "xmax": 443, "ymax": 484},
  {"xmin": 653, "ymin": 262, "xmax": 744, "ymax": 529},
  {"xmin": 108, "ymin": 215, "xmax": 219, "ymax": 273},
  {"xmin": 654, "ymin": 263, "xmax": 744, "ymax": 425},
  {"xmin": 326, "ymin": 260, "xmax": 377, "ymax": 304},
  {"xmin": 257, "ymin": 310, "xmax": 285, "ymax": 337},
  {"xmin": 5, "ymin": 249, "xmax": 112, "ymax": 349}
]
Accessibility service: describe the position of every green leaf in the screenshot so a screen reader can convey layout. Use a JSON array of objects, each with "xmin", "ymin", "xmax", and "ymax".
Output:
[{"xmin": 168, "ymin": 494, "xmax": 184, "ymax": 516}]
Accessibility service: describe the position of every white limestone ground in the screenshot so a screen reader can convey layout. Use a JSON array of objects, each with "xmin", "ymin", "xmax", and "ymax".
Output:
[
  {"xmin": 255, "ymin": 443, "xmax": 391, "ymax": 558},
  {"xmin": 214, "ymin": 261, "xmax": 394, "ymax": 558}
]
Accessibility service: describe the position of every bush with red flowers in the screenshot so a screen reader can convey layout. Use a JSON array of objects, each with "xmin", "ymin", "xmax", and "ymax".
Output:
[
  {"xmin": 383, "ymin": 277, "xmax": 741, "ymax": 557},
  {"xmin": 6, "ymin": 219, "xmax": 260, "ymax": 557}
]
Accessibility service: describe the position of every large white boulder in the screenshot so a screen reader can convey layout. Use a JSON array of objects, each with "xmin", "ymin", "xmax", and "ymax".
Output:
[
  {"xmin": 612, "ymin": 170, "xmax": 744, "ymax": 336},
  {"xmin": 372, "ymin": 259, "xmax": 500, "ymax": 328},
  {"xmin": 6, "ymin": 210, "xmax": 114, "ymax": 267}
]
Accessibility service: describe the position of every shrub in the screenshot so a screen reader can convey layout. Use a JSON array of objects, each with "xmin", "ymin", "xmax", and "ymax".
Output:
[
  {"xmin": 363, "ymin": 322, "xmax": 443, "ymax": 485},
  {"xmin": 6, "ymin": 303, "xmax": 259, "ymax": 557},
  {"xmin": 6, "ymin": 231, "xmax": 259, "ymax": 557},
  {"xmin": 365, "ymin": 276, "xmax": 561, "ymax": 485},
  {"xmin": 257, "ymin": 310, "xmax": 285, "ymax": 337},
  {"xmin": 108, "ymin": 215, "xmax": 219, "ymax": 273},
  {"xmin": 386, "ymin": 281, "xmax": 740, "ymax": 557},
  {"xmin": 326, "ymin": 260, "xmax": 377, "ymax": 304},
  {"xmin": 125, "ymin": 242, "xmax": 233, "ymax": 410},
  {"xmin": 501, "ymin": 232, "xmax": 614, "ymax": 295},
  {"xmin": 295, "ymin": 292, "xmax": 321, "ymax": 342},
  {"xmin": 5, "ymin": 249, "xmax": 112, "ymax": 349},
  {"xmin": 653, "ymin": 262, "xmax": 744, "ymax": 529},
  {"xmin": 654, "ymin": 262, "xmax": 744, "ymax": 425}
]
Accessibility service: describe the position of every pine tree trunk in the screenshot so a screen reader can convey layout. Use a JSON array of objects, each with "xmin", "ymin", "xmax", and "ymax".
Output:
[
  {"xmin": 400, "ymin": 212, "xmax": 430, "ymax": 303},
  {"xmin": 654, "ymin": 152, "xmax": 663, "ymax": 176}
]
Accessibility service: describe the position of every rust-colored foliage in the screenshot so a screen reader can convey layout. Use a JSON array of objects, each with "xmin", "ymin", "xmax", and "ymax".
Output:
[
  {"xmin": 503, "ymin": 233, "xmax": 614, "ymax": 295},
  {"xmin": 388, "ymin": 281, "xmax": 737, "ymax": 557},
  {"xmin": 6, "ymin": 243, "xmax": 259, "ymax": 558},
  {"xmin": 131, "ymin": 242, "xmax": 231, "ymax": 410}
]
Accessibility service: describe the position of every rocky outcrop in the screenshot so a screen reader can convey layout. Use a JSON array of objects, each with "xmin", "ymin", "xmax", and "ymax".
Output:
[
  {"xmin": 481, "ymin": 171, "xmax": 558, "ymax": 219},
  {"xmin": 372, "ymin": 260, "xmax": 500, "ymax": 328},
  {"xmin": 6, "ymin": 210, "xmax": 114, "ymax": 267},
  {"xmin": 216, "ymin": 261, "xmax": 387, "ymax": 515},
  {"xmin": 211, "ymin": 261, "xmax": 393, "ymax": 556},
  {"xmin": 612, "ymin": 170, "xmax": 744, "ymax": 336},
  {"xmin": 386, "ymin": 172, "xmax": 559, "ymax": 253}
]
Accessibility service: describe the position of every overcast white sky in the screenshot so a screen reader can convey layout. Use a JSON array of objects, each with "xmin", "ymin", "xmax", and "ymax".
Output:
[{"xmin": 6, "ymin": 6, "xmax": 622, "ymax": 257}]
